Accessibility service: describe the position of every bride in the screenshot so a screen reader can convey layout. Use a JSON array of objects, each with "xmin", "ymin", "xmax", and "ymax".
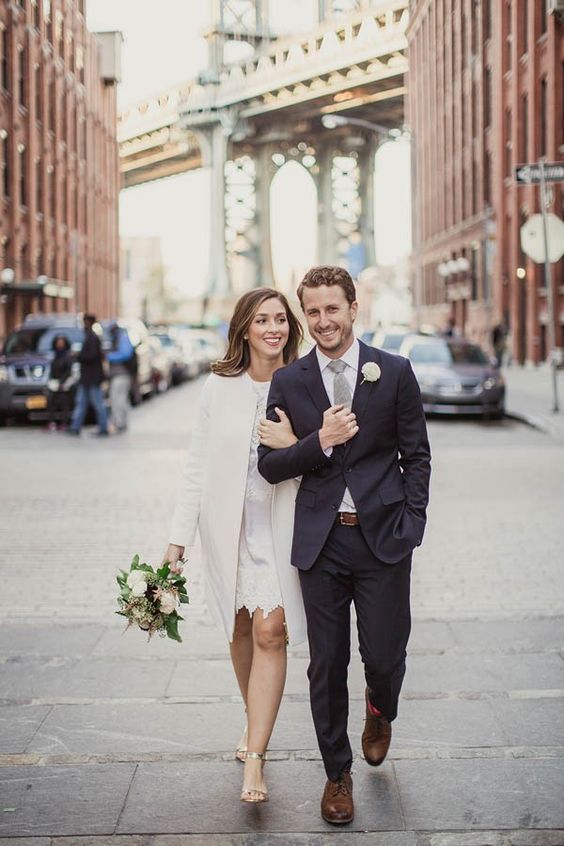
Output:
[{"xmin": 164, "ymin": 288, "xmax": 306, "ymax": 803}]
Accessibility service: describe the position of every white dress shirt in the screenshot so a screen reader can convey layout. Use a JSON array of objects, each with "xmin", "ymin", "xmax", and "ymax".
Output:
[{"xmin": 316, "ymin": 338, "xmax": 359, "ymax": 513}]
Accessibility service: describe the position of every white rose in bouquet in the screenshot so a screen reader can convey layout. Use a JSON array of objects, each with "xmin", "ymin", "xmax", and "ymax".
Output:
[
  {"xmin": 127, "ymin": 570, "xmax": 146, "ymax": 589},
  {"xmin": 131, "ymin": 580, "xmax": 148, "ymax": 597},
  {"xmin": 159, "ymin": 590, "xmax": 177, "ymax": 615}
]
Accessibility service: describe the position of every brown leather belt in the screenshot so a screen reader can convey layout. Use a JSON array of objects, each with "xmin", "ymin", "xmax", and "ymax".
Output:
[{"xmin": 336, "ymin": 512, "xmax": 360, "ymax": 526}]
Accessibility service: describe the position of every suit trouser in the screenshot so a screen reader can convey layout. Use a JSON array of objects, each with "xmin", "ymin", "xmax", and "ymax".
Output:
[{"xmin": 299, "ymin": 522, "xmax": 412, "ymax": 782}]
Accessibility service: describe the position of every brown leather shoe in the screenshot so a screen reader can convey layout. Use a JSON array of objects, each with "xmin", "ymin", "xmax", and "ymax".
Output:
[
  {"xmin": 321, "ymin": 771, "xmax": 353, "ymax": 825},
  {"xmin": 362, "ymin": 688, "xmax": 392, "ymax": 766}
]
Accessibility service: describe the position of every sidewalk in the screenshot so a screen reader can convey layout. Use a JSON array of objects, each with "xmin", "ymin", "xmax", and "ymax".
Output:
[
  {"xmin": 1, "ymin": 381, "xmax": 563, "ymax": 843},
  {"xmin": 504, "ymin": 364, "xmax": 564, "ymax": 441}
]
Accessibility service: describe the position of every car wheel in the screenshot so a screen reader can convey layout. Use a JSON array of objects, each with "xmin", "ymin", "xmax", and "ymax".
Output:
[{"xmin": 130, "ymin": 384, "xmax": 142, "ymax": 406}]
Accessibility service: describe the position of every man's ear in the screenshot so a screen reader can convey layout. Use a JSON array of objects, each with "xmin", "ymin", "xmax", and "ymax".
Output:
[{"xmin": 350, "ymin": 300, "xmax": 359, "ymax": 322}]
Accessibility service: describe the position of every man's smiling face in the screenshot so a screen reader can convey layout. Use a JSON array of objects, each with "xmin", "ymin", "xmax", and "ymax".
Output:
[{"xmin": 301, "ymin": 284, "xmax": 357, "ymax": 359}]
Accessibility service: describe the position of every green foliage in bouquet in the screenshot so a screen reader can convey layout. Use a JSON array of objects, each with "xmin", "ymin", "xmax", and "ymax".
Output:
[{"xmin": 116, "ymin": 553, "xmax": 189, "ymax": 642}]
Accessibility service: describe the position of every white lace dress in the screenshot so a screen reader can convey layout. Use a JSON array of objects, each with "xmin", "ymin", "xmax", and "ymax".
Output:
[{"xmin": 235, "ymin": 377, "xmax": 284, "ymax": 619}]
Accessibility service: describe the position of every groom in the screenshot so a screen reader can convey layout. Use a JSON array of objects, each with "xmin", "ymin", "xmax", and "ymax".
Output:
[{"xmin": 258, "ymin": 265, "xmax": 431, "ymax": 825}]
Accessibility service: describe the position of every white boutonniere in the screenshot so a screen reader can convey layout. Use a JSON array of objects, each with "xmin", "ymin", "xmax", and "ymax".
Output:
[{"xmin": 361, "ymin": 362, "xmax": 381, "ymax": 385}]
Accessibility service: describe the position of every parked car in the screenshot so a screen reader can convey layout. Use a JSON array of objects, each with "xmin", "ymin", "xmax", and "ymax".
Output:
[
  {"xmin": 147, "ymin": 335, "xmax": 174, "ymax": 393},
  {"xmin": 362, "ymin": 327, "xmax": 412, "ymax": 355},
  {"xmin": 170, "ymin": 327, "xmax": 225, "ymax": 375},
  {"xmin": 0, "ymin": 313, "xmax": 84, "ymax": 422},
  {"xmin": 149, "ymin": 331, "xmax": 190, "ymax": 385},
  {"xmin": 398, "ymin": 335, "xmax": 505, "ymax": 418},
  {"xmin": 100, "ymin": 318, "xmax": 153, "ymax": 404}
]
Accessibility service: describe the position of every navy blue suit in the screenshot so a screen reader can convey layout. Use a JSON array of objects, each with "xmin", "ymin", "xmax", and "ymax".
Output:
[{"xmin": 258, "ymin": 341, "xmax": 431, "ymax": 780}]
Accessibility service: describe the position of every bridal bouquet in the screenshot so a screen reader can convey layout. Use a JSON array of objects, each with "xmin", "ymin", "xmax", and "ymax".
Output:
[{"xmin": 116, "ymin": 554, "xmax": 188, "ymax": 642}]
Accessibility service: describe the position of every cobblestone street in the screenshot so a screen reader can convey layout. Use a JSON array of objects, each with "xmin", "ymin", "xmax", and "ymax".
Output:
[{"xmin": 1, "ymin": 377, "xmax": 563, "ymax": 844}]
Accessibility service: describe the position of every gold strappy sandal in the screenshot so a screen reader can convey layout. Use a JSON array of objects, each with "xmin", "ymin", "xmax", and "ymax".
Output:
[
  {"xmin": 240, "ymin": 751, "xmax": 268, "ymax": 803},
  {"xmin": 235, "ymin": 724, "xmax": 248, "ymax": 763}
]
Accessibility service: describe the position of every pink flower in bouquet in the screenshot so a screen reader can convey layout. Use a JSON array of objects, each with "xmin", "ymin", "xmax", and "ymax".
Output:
[
  {"xmin": 131, "ymin": 580, "xmax": 148, "ymax": 597},
  {"xmin": 158, "ymin": 590, "xmax": 177, "ymax": 615}
]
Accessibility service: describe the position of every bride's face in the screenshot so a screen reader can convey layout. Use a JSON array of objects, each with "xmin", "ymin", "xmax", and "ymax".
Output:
[{"xmin": 246, "ymin": 297, "xmax": 290, "ymax": 362}]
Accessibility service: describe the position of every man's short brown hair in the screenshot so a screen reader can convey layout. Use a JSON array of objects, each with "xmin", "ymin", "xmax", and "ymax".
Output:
[{"xmin": 297, "ymin": 265, "xmax": 356, "ymax": 308}]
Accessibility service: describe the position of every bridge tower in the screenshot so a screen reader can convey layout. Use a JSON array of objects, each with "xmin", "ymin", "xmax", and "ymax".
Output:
[{"xmin": 178, "ymin": 0, "xmax": 391, "ymax": 303}]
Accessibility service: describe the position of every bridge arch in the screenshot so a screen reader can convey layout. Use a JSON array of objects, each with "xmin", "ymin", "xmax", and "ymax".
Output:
[{"xmin": 270, "ymin": 159, "xmax": 318, "ymax": 294}]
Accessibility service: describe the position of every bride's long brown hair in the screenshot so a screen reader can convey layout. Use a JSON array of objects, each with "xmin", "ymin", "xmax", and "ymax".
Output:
[{"xmin": 212, "ymin": 288, "xmax": 303, "ymax": 377}]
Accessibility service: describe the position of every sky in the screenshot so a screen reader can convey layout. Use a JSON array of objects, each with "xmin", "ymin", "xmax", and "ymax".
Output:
[{"xmin": 87, "ymin": 0, "xmax": 411, "ymax": 298}]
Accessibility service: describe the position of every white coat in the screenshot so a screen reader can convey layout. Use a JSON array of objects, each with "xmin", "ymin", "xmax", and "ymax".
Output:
[{"xmin": 169, "ymin": 372, "xmax": 307, "ymax": 646}]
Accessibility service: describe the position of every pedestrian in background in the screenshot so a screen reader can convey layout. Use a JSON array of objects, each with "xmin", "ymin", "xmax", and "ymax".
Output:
[
  {"xmin": 492, "ymin": 322, "xmax": 506, "ymax": 368},
  {"xmin": 107, "ymin": 323, "xmax": 135, "ymax": 433},
  {"xmin": 68, "ymin": 314, "xmax": 109, "ymax": 437},
  {"xmin": 46, "ymin": 335, "xmax": 76, "ymax": 431}
]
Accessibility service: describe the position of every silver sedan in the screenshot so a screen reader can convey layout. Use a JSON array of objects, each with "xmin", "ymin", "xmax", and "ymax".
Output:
[{"xmin": 399, "ymin": 335, "xmax": 505, "ymax": 418}]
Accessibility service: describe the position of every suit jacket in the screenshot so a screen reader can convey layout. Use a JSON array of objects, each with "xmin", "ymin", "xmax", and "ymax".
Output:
[
  {"xmin": 257, "ymin": 341, "xmax": 431, "ymax": 569},
  {"xmin": 169, "ymin": 373, "xmax": 307, "ymax": 646}
]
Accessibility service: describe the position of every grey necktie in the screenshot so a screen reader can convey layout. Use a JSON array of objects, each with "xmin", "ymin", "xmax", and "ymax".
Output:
[{"xmin": 328, "ymin": 359, "xmax": 352, "ymax": 408}]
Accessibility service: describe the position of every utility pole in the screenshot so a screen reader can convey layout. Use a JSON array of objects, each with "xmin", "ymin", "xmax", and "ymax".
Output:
[{"xmin": 539, "ymin": 158, "xmax": 559, "ymax": 413}]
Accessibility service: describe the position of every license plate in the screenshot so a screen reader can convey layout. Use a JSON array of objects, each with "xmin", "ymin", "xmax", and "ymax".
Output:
[{"xmin": 26, "ymin": 395, "xmax": 48, "ymax": 410}]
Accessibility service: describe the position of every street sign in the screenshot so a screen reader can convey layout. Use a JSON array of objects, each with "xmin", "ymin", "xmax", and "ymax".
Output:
[
  {"xmin": 520, "ymin": 213, "xmax": 564, "ymax": 263},
  {"xmin": 515, "ymin": 162, "xmax": 564, "ymax": 184}
]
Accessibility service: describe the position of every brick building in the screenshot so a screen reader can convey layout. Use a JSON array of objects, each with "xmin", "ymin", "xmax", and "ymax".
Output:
[
  {"xmin": 0, "ymin": 0, "xmax": 121, "ymax": 342},
  {"xmin": 407, "ymin": 0, "xmax": 564, "ymax": 364}
]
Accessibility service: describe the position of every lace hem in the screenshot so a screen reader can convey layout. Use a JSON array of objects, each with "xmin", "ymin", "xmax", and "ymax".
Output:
[{"xmin": 235, "ymin": 600, "xmax": 283, "ymax": 619}]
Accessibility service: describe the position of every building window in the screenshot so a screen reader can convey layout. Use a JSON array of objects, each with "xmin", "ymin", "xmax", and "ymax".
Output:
[
  {"xmin": 483, "ymin": 67, "xmax": 492, "ymax": 129},
  {"xmin": 62, "ymin": 93, "xmax": 67, "ymax": 141},
  {"xmin": 539, "ymin": 78, "xmax": 547, "ymax": 157},
  {"xmin": 471, "ymin": 1, "xmax": 479, "ymax": 56},
  {"xmin": 504, "ymin": 109, "xmax": 512, "ymax": 177},
  {"xmin": 35, "ymin": 156, "xmax": 42, "ymax": 214},
  {"xmin": 44, "ymin": 0, "xmax": 52, "ymax": 43},
  {"xmin": 484, "ymin": 150, "xmax": 492, "ymax": 205},
  {"xmin": 520, "ymin": 93, "xmax": 528, "ymax": 162},
  {"xmin": 18, "ymin": 144, "xmax": 27, "ymax": 207},
  {"xmin": 484, "ymin": 0, "xmax": 492, "ymax": 41},
  {"xmin": 34, "ymin": 63, "xmax": 41, "ymax": 123},
  {"xmin": 49, "ymin": 73, "xmax": 56, "ymax": 132},
  {"xmin": 61, "ymin": 175, "xmax": 66, "ymax": 221},
  {"xmin": 18, "ymin": 47, "xmax": 26, "ymax": 108},
  {"xmin": 504, "ymin": 1, "xmax": 512, "ymax": 74},
  {"xmin": 79, "ymin": 116, "xmax": 86, "ymax": 159},
  {"xmin": 540, "ymin": 1, "xmax": 548, "ymax": 35},
  {"xmin": 47, "ymin": 165, "xmax": 55, "ymax": 218},
  {"xmin": 461, "ymin": 14, "xmax": 467, "ymax": 71},
  {"xmin": 472, "ymin": 155, "xmax": 478, "ymax": 215},
  {"xmin": 1, "ymin": 26, "xmax": 9, "ymax": 92},
  {"xmin": 56, "ymin": 11, "xmax": 64, "ymax": 58},
  {"xmin": 1, "ymin": 130, "xmax": 9, "ymax": 198},
  {"xmin": 32, "ymin": 0, "xmax": 40, "ymax": 30},
  {"xmin": 76, "ymin": 45, "xmax": 85, "ymax": 85},
  {"xmin": 470, "ymin": 249, "xmax": 478, "ymax": 301}
]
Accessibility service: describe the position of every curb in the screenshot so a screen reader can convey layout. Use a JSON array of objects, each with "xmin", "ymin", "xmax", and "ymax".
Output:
[{"xmin": 505, "ymin": 408, "xmax": 564, "ymax": 441}]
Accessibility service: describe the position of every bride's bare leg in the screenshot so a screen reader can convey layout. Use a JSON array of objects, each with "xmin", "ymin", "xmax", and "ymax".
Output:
[
  {"xmin": 230, "ymin": 609, "xmax": 253, "ymax": 756},
  {"xmin": 230, "ymin": 608, "xmax": 253, "ymax": 704},
  {"xmin": 243, "ymin": 606, "xmax": 287, "ymax": 795}
]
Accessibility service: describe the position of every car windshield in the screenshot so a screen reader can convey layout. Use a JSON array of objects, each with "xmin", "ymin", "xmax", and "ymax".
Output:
[
  {"xmin": 3, "ymin": 327, "xmax": 83, "ymax": 355},
  {"xmin": 408, "ymin": 342, "xmax": 488, "ymax": 365},
  {"xmin": 382, "ymin": 333, "xmax": 406, "ymax": 351},
  {"xmin": 449, "ymin": 344, "xmax": 489, "ymax": 364}
]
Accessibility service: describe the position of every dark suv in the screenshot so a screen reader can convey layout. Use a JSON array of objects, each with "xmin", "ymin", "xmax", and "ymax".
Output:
[
  {"xmin": 0, "ymin": 313, "xmax": 84, "ymax": 422},
  {"xmin": 0, "ymin": 313, "xmax": 154, "ymax": 422}
]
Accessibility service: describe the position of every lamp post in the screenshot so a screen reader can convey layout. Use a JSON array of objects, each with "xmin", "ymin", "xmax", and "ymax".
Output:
[{"xmin": 321, "ymin": 114, "xmax": 419, "ymax": 329}]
